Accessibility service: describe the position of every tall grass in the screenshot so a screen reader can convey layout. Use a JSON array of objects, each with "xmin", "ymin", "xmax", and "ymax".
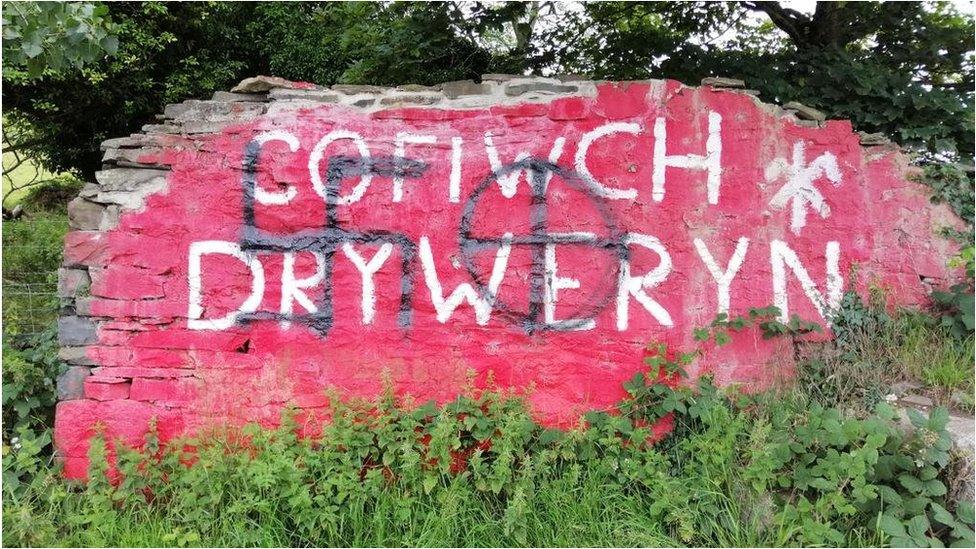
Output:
[{"xmin": 799, "ymin": 290, "xmax": 975, "ymax": 416}]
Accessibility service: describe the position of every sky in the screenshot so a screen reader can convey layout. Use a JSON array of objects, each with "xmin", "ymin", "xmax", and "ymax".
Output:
[{"xmin": 784, "ymin": 0, "xmax": 974, "ymax": 15}]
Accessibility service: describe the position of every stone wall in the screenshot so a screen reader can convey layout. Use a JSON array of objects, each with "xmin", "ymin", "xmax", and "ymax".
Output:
[{"xmin": 55, "ymin": 74, "xmax": 963, "ymax": 478}]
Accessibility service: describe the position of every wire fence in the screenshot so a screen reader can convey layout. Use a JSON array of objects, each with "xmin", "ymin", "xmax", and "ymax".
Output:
[
  {"xmin": 3, "ymin": 217, "xmax": 67, "ymax": 338},
  {"xmin": 3, "ymin": 276, "xmax": 59, "ymax": 337}
]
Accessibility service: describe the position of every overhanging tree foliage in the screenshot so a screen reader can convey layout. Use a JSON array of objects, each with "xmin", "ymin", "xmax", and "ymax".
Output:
[
  {"xmin": 541, "ymin": 1, "xmax": 973, "ymax": 165},
  {"xmin": 2, "ymin": 2, "xmax": 491, "ymax": 179}
]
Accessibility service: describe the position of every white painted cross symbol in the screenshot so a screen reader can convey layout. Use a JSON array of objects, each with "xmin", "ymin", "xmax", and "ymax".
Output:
[{"xmin": 765, "ymin": 141, "xmax": 842, "ymax": 235}]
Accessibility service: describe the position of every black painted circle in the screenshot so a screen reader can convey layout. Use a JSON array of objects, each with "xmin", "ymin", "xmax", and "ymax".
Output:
[{"xmin": 458, "ymin": 158, "xmax": 626, "ymax": 332}]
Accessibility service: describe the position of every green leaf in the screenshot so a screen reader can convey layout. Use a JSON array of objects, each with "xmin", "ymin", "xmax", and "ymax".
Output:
[
  {"xmin": 13, "ymin": 400, "xmax": 31, "ymax": 418},
  {"xmin": 904, "ymin": 497, "xmax": 930, "ymax": 516},
  {"xmin": 880, "ymin": 513, "xmax": 907, "ymax": 538},
  {"xmin": 930, "ymin": 502, "xmax": 955, "ymax": 526},
  {"xmin": 1, "ymin": 384, "xmax": 19, "ymax": 404},
  {"xmin": 957, "ymin": 501, "xmax": 975, "ymax": 525},
  {"xmin": 729, "ymin": 317, "xmax": 749, "ymax": 330},
  {"xmin": 22, "ymin": 39, "xmax": 43, "ymax": 58},
  {"xmin": 906, "ymin": 514, "xmax": 931, "ymax": 539},
  {"xmin": 99, "ymin": 35, "xmax": 118, "ymax": 55},
  {"xmin": 907, "ymin": 408, "xmax": 927, "ymax": 429},
  {"xmin": 878, "ymin": 485, "xmax": 903, "ymax": 506},
  {"xmin": 928, "ymin": 407, "xmax": 949, "ymax": 431},
  {"xmin": 422, "ymin": 476, "xmax": 437, "ymax": 494},
  {"xmin": 950, "ymin": 538, "xmax": 976, "ymax": 548},
  {"xmin": 538, "ymin": 428, "xmax": 563, "ymax": 445},
  {"xmin": 919, "ymin": 465, "xmax": 939, "ymax": 481},
  {"xmin": 899, "ymin": 474, "xmax": 925, "ymax": 493},
  {"xmin": 924, "ymin": 479, "xmax": 947, "ymax": 497}
]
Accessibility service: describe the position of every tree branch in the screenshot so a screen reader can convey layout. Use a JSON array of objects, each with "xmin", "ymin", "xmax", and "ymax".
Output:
[
  {"xmin": 741, "ymin": 1, "xmax": 810, "ymax": 46},
  {"xmin": 0, "ymin": 137, "xmax": 45, "ymax": 155}
]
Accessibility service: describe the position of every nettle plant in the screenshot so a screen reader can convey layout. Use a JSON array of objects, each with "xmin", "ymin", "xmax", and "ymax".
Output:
[
  {"xmin": 934, "ymin": 245, "xmax": 976, "ymax": 339},
  {"xmin": 615, "ymin": 342, "xmax": 699, "ymax": 424},
  {"xmin": 693, "ymin": 305, "xmax": 824, "ymax": 346},
  {"xmin": 744, "ymin": 402, "xmax": 975, "ymax": 547}
]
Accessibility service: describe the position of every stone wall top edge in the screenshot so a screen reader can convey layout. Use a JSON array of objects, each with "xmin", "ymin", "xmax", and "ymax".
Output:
[{"xmin": 97, "ymin": 74, "xmax": 894, "ymax": 152}]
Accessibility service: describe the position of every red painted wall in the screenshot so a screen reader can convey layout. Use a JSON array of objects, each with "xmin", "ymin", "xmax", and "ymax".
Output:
[{"xmin": 55, "ymin": 78, "xmax": 961, "ymax": 478}]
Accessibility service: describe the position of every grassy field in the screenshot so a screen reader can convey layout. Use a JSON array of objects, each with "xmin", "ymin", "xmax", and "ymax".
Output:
[{"xmin": 1, "ymin": 151, "xmax": 60, "ymax": 207}]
